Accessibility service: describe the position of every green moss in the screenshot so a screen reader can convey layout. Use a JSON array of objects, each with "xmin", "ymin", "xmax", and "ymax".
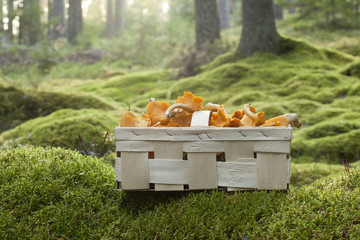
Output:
[
  {"xmin": 0, "ymin": 109, "xmax": 119, "ymax": 155},
  {"xmin": 291, "ymin": 162, "xmax": 344, "ymax": 186},
  {"xmin": 201, "ymin": 52, "xmax": 242, "ymax": 72},
  {"xmin": 292, "ymin": 128, "xmax": 360, "ymax": 163},
  {"xmin": 0, "ymin": 84, "xmax": 118, "ymax": 133},
  {"xmin": 0, "ymin": 146, "xmax": 127, "ymax": 239},
  {"xmin": 341, "ymin": 60, "xmax": 360, "ymax": 78},
  {"xmin": 1, "ymin": 147, "xmax": 359, "ymax": 239}
]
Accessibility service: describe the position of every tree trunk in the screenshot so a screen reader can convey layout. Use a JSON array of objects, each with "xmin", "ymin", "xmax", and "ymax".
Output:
[
  {"xmin": 21, "ymin": 0, "xmax": 42, "ymax": 45},
  {"xmin": 48, "ymin": 0, "xmax": 65, "ymax": 40},
  {"xmin": 194, "ymin": 0, "xmax": 220, "ymax": 51},
  {"xmin": 273, "ymin": 4, "xmax": 283, "ymax": 20},
  {"xmin": 106, "ymin": 0, "xmax": 113, "ymax": 39},
  {"xmin": 218, "ymin": 0, "xmax": 231, "ymax": 30},
  {"xmin": 114, "ymin": 0, "xmax": 126, "ymax": 36},
  {"xmin": 289, "ymin": 0, "xmax": 295, "ymax": 14},
  {"xmin": 237, "ymin": 0, "xmax": 280, "ymax": 57},
  {"xmin": 0, "ymin": 0, "xmax": 3, "ymax": 33},
  {"xmin": 67, "ymin": 0, "xmax": 83, "ymax": 44},
  {"xmin": 7, "ymin": 0, "xmax": 14, "ymax": 42}
]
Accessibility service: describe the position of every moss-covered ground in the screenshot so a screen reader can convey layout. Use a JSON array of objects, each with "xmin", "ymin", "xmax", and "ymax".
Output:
[
  {"xmin": 0, "ymin": 147, "xmax": 359, "ymax": 239},
  {"xmin": 1, "ymin": 24, "xmax": 360, "ymax": 238}
]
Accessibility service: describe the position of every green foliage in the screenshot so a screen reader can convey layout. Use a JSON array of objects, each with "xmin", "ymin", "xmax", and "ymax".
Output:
[
  {"xmin": 0, "ymin": 109, "xmax": 119, "ymax": 155},
  {"xmin": 0, "ymin": 147, "xmax": 359, "ymax": 239},
  {"xmin": 0, "ymin": 84, "xmax": 117, "ymax": 133}
]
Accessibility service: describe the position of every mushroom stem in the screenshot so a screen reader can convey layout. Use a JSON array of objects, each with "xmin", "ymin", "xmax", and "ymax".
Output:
[
  {"xmin": 151, "ymin": 121, "xmax": 161, "ymax": 127},
  {"xmin": 205, "ymin": 102, "xmax": 221, "ymax": 111},
  {"xmin": 165, "ymin": 104, "xmax": 195, "ymax": 117},
  {"xmin": 243, "ymin": 104, "xmax": 257, "ymax": 119},
  {"xmin": 285, "ymin": 114, "xmax": 302, "ymax": 128}
]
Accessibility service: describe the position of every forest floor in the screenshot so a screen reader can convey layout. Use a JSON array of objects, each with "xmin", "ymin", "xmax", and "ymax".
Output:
[{"xmin": 0, "ymin": 21, "xmax": 360, "ymax": 238}]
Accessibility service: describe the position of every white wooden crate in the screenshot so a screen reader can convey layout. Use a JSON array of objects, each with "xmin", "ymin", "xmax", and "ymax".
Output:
[{"xmin": 115, "ymin": 126, "xmax": 292, "ymax": 191}]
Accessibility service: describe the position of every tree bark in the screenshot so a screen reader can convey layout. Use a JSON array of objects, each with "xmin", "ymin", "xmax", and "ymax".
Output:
[
  {"xmin": 106, "ymin": 0, "xmax": 113, "ymax": 39},
  {"xmin": 67, "ymin": 0, "xmax": 83, "ymax": 44},
  {"xmin": 194, "ymin": 0, "xmax": 220, "ymax": 51},
  {"xmin": 21, "ymin": 0, "xmax": 42, "ymax": 45},
  {"xmin": 218, "ymin": 0, "xmax": 231, "ymax": 30},
  {"xmin": 114, "ymin": 0, "xmax": 126, "ymax": 36},
  {"xmin": 48, "ymin": 0, "xmax": 65, "ymax": 40},
  {"xmin": 7, "ymin": 0, "xmax": 14, "ymax": 42},
  {"xmin": 273, "ymin": 4, "xmax": 283, "ymax": 20},
  {"xmin": 237, "ymin": 0, "xmax": 280, "ymax": 57},
  {"xmin": 0, "ymin": 0, "xmax": 3, "ymax": 33}
]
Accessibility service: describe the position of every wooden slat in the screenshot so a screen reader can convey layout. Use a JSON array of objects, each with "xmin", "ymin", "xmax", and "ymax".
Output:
[
  {"xmin": 116, "ymin": 141, "xmax": 154, "ymax": 152},
  {"xmin": 225, "ymin": 141, "xmax": 255, "ymax": 191},
  {"xmin": 183, "ymin": 141, "xmax": 224, "ymax": 152},
  {"xmin": 254, "ymin": 141, "xmax": 291, "ymax": 153},
  {"xmin": 287, "ymin": 157, "xmax": 291, "ymax": 184},
  {"xmin": 217, "ymin": 160, "xmax": 257, "ymax": 188},
  {"xmin": 115, "ymin": 157, "xmax": 121, "ymax": 181},
  {"xmin": 154, "ymin": 142, "xmax": 183, "ymax": 159},
  {"xmin": 115, "ymin": 127, "xmax": 292, "ymax": 141},
  {"xmin": 190, "ymin": 111, "xmax": 211, "ymax": 127},
  {"xmin": 155, "ymin": 184, "xmax": 184, "ymax": 191},
  {"xmin": 224, "ymin": 141, "xmax": 254, "ymax": 161},
  {"xmin": 154, "ymin": 142, "xmax": 184, "ymax": 190},
  {"xmin": 188, "ymin": 153, "xmax": 218, "ymax": 190},
  {"xmin": 120, "ymin": 152, "xmax": 149, "ymax": 190},
  {"xmin": 149, "ymin": 159, "xmax": 188, "ymax": 184},
  {"xmin": 257, "ymin": 153, "xmax": 287, "ymax": 190}
]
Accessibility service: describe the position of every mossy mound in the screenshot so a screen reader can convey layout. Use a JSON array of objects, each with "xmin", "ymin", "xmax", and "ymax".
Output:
[
  {"xmin": 0, "ymin": 109, "xmax": 119, "ymax": 155},
  {"xmin": 0, "ymin": 83, "xmax": 118, "ymax": 133},
  {"xmin": 1, "ymin": 146, "xmax": 359, "ymax": 239},
  {"xmin": 0, "ymin": 147, "xmax": 126, "ymax": 239}
]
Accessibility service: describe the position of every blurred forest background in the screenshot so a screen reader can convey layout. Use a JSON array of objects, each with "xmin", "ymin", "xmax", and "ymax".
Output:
[
  {"xmin": 1, "ymin": 0, "xmax": 360, "ymax": 185},
  {"xmin": 2, "ymin": 1, "xmax": 360, "ymax": 238}
]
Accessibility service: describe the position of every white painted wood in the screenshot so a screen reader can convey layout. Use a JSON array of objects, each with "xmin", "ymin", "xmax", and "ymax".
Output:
[
  {"xmin": 115, "ymin": 157, "xmax": 121, "ymax": 181},
  {"xmin": 155, "ymin": 184, "xmax": 185, "ymax": 191},
  {"xmin": 224, "ymin": 141, "xmax": 255, "ymax": 191},
  {"xmin": 224, "ymin": 141, "xmax": 254, "ymax": 161},
  {"xmin": 190, "ymin": 111, "xmax": 211, "ymax": 127},
  {"xmin": 149, "ymin": 159, "xmax": 188, "ymax": 184},
  {"xmin": 154, "ymin": 142, "xmax": 184, "ymax": 190},
  {"xmin": 183, "ymin": 141, "xmax": 224, "ymax": 152},
  {"xmin": 287, "ymin": 157, "xmax": 291, "ymax": 184},
  {"xmin": 154, "ymin": 142, "xmax": 183, "ymax": 159},
  {"xmin": 217, "ymin": 160, "xmax": 257, "ymax": 188},
  {"xmin": 254, "ymin": 141, "xmax": 291, "ymax": 153},
  {"xmin": 116, "ymin": 141, "xmax": 154, "ymax": 152},
  {"xmin": 115, "ymin": 127, "xmax": 292, "ymax": 141},
  {"xmin": 188, "ymin": 153, "xmax": 218, "ymax": 190},
  {"xmin": 257, "ymin": 153, "xmax": 288, "ymax": 190},
  {"xmin": 120, "ymin": 152, "xmax": 149, "ymax": 190}
]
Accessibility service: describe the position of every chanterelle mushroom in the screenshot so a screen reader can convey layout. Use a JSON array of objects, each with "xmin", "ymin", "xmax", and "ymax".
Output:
[
  {"xmin": 240, "ymin": 104, "xmax": 266, "ymax": 126},
  {"xmin": 261, "ymin": 113, "xmax": 302, "ymax": 128},
  {"xmin": 120, "ymin": 111, "xmax": 150, "ymax": 127}
]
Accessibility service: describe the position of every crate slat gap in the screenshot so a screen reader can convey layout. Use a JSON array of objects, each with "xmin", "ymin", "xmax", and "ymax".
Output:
[{"xmin": 115, "ymin": 126, "xmax": 292, "ymax": 191}]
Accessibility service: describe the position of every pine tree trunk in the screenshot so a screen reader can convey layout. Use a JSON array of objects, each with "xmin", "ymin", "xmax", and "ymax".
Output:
[
  {"xmin": 7, "ymin": 0, "xmax": 14, "ymax": 42},
  {"xmin": 0, "ymin": 0, "xmax": 3, "ymax": 33},
  {"xmin": 114, "ymin": 0, "xmax": 126, "ymax": 36},
  {"xmin": 218, "ymin": 0, "xmax": 231, "ymax": 30},
  {"xmin": 106, "ymin": 0, "xmax": 113, "ymax": 39},
  {"xmin": 237, "ymin": 0, "xmax": 280, "ymax": 57},
  {"xmin": 68, "ymin": 0, "xmax": 83, "ymax": 44},
  {"xmin": 194, "ymin": 0, "xmax": 220, "ymax": 51},
  {"xmin": 273, "ymin": 4, "xmax": 283, "ymax": 20},
  {"xmin": 21, "ymin": 0, "xmax": 42, "ymax": 45},
  {"xmin": 48, "ymin": 0, "xmax": 65, "ymax": 40}
]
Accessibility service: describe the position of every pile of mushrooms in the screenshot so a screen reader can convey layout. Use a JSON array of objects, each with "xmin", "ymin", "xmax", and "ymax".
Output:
[{"xmin": 120, "ymin": 91, "xmax": 301, "ymax": 128}]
